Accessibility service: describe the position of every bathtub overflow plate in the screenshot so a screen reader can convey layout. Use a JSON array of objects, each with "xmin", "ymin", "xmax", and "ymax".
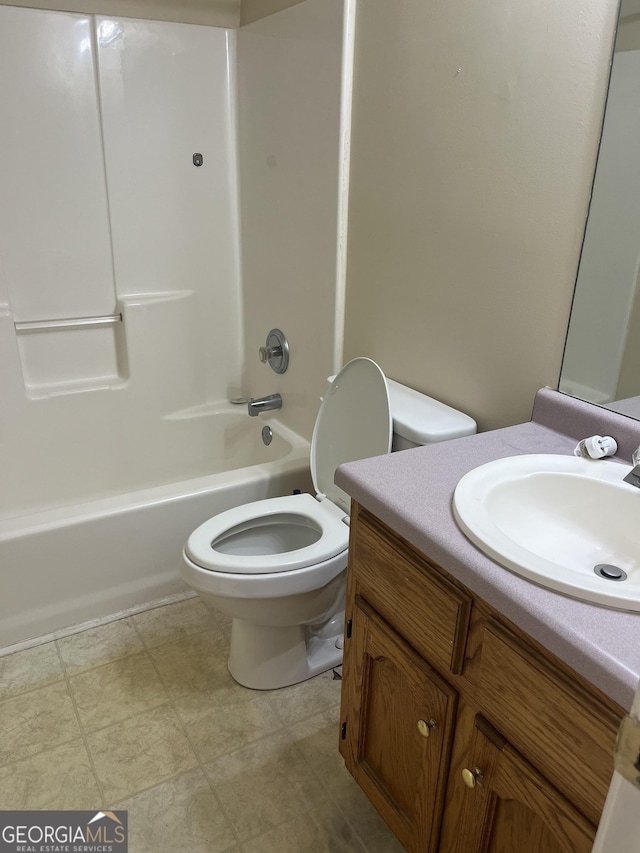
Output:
[{"xmin": 262, "ymin": 425, "xmax": 273, "ymax": 446}]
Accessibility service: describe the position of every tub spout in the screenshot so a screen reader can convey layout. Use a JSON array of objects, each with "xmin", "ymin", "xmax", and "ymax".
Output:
[{"xmin": 248, "ymin": 393, "xmax": 282, "ymax": 417}]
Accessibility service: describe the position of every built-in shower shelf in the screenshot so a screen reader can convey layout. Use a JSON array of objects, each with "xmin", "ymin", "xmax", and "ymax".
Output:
[{"xmin": 14, "ymin": 311, "xmax": 128, "ymax": 398}]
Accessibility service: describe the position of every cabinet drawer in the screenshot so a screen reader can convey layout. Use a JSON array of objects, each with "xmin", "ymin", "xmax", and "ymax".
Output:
[
  {"xmin": 351, "ymin": 512, "xmax": 471, "ymax": 674},
  {"xmin": 477, "ymin": 621, "xmax": 621, "ymax": 825}
]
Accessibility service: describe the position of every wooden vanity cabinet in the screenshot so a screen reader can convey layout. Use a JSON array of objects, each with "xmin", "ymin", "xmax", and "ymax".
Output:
[
  {"xmin": 339, "ymin": 503, "xmax": 625, "ymax": 853},
  {"xmin": 438, "ymin": 706, "xmax": 594, "ymax": 853},
  {"xmin": 342, "ymin": 596, "xmax": 458, "ymax": 851}
]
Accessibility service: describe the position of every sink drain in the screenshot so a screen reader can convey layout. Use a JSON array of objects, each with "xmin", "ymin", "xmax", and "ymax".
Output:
[{"xmin": 594, "ymin": 564, "xmax": 627, "ymax": 582}]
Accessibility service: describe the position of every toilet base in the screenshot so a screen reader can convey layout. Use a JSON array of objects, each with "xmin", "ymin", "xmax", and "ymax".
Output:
[{"xmin": 228, "ymin": 617, "xmax": 344, "ymax": 690}]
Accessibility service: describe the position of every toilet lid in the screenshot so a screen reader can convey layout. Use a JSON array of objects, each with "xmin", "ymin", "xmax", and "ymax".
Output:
[{"xmin": 311, "ymin": 358, "xmax": 392, "ymax": 513}]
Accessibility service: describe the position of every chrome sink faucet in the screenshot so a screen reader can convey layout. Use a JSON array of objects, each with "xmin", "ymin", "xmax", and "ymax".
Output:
[
  {"xmin": 247, "ymin": 393, "xmax": 282, "ymax": 417},
  {"xmin": 623, "ymin": 445, "xmax": 640, "ymax": 488}
]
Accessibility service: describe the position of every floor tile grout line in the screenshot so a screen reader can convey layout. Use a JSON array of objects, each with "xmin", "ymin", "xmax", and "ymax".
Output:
[
  {"xmin": 134, "ymin": 618, "xmax": 246, "ymax": 853},
  {"xmin": 63, "ymin": 646, "xmax": 155, "ymax": 680},
  {"xmin": 57, "ymin": 630, "xmax": 147, "ymax": 678},
  {"xmin": 306, "ymin": 771, "xmax": 371, "ymax": 850},
  {"xmin": 304, "ymin": 760, "xmax": 372, "ymax": 853},
  {"xmin": 61, "ymin": 623, "xmax": 178, "ymax": 737},
  {"xmin": 103, "ymin": 764, "xmax": 221, "ymax": 809},
  {"xmin": 0, "ymin": 732, "xmax": 84, "ymax": 774},
  {"xmin": 210, "ymin": 608, "xmax": 233, "ymax": 641},
  {"xmin": 53, "ymin": 641, "xmax": 110, "ymax": 809},
  {"xmin": 293, "ymin": 722, "xmax": 374, "ymax": 853},
  {"xmin": 131, "ymin": 605, "xmax": 225, "ymax": 654},
  {"xmin": 283, "ymin": 702, "xmax": 373, "ymax": 853},
  {"xmin": 131, "ymin": 613, "xmax": 347, "ymax": 850},
  {"xmin": 2, "ymin": 600, "xmax": 367, "ymax": 851},
  {"xmin": 73, "ymin": 698, "xmax": 175, "ymax": 737},
  {"xmin": 131, "ymin": 616, "xmax": 292, "ymax": 763},
  {"xmin": 232, "ymin": 788, "xmax": 339, "ymax": 849},
  {"xmin": 64, "ymin": 629, "xmax": 220, "ymax": 808},
  {"xmin": 284, "ymin": 717, "xmax": 367, "ymax": 853},
  {"xmin": 0, "ymin": 673, "xmax": 68, "ymax": 704},
  {"xmin": 77, "ymin": 616, "xmax": 211, "ymax": 806},
  {"xmin": 188, "ymin": 700, "xmax": 345, "ymax": 846},
  {"xmin": 266, "ymin": 697, "xmax": 343, "ymax": 730}
]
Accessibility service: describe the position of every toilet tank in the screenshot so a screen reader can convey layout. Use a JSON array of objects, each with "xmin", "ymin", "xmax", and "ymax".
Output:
[{"xmin": 386, "ymin": 378, "xmax": 477, "ymax": 451}]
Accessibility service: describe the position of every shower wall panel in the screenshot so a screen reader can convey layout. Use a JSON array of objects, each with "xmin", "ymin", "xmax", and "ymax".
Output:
[
  {"xmin": 236, "ymin": 0, "xmax": 346, "ymax": 439},
  {"xmin": 97, "ymin": 18, "xmax": 243, "ymax": 404},
  {"xmin": 0, "ymin": 7, "xmax": 116, "ymax": 324},
  {"xmin": 0, "ymin": 8, "xmax": 243, "ymax": 517}
]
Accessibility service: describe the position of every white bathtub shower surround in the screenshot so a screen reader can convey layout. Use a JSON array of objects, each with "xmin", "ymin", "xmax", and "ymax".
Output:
[
  {"xmin": 0, "ymin": 8, "xmax": 243, "ymax": 518},
  {"xmin": 1, "ymin": 292, "xmax": 227, "ymax": 518},
  {"xmin": 237, "ymin": 0, "xmax": 348, "ymax": 439},
  {"xmin": 0, "ymin": 4, "xmax": 351, "ymax": 654},
  {"xmin": 0, "ymin": 7, "xmax": 116, "ymax": 324},
  {"xmin": 0, "ymin": 413, "xmax": 312, "ymax": 649},
  {"xmin": 96, "ymin": 16, "xmax": 243, "ymax": 405}
]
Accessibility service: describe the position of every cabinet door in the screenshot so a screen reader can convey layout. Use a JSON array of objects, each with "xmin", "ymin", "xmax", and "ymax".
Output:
[
  {"xmin": 340, "ymin": 597, "xmax": 457, "ymax": 852},
  {"xmin": 440, "ymin": 709, "xmax": 596, "ymax": 853}
]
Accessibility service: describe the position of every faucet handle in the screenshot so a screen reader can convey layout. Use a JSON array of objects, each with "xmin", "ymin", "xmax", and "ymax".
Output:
[
  {"xmin": 623, "ymin": 465, "xmax": 640, "ymax": 488},
  {"xmin": 259, "ymin": 345, "xmax": 283, "ymax": 363},
  {"xmin": 259, "ymin": 329, "xmax": 289, "ymax": 374}
]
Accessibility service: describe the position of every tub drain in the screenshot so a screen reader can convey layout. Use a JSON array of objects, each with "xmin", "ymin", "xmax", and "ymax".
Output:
[{"xmin": 593, "ymin": 564, "xmax": 627, "ymax": 582}]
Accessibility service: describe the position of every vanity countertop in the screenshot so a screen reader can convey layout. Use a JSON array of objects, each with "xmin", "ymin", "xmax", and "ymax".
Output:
[{"xmin": 335, "ymin": 388, "xmax": 640, "ymax": 710}]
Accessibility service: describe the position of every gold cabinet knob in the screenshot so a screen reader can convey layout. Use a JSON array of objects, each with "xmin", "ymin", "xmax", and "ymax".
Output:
[
  {"xmin": 461, "ymin": 767, "xmax": 483, "ymax": 789},
  {"xmin": 417, "ymin": 718, "xmax": 437, "ymax": 738}
]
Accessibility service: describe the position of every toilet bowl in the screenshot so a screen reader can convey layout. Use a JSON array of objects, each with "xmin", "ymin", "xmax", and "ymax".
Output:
[
  {"xmin": 183, "ymin": 357, "xmax": 392, "ymax": 689},
  {"xmin": 182, "ymin": 357, "xmax": 477, "ymax": 690}
]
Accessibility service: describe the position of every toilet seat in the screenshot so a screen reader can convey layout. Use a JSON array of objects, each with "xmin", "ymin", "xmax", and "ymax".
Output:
[
  {"xmin": 185, "ymin": 492, "xmax": 349, "ymax": 574},
  {"xmin": 185, "ymin": 358, "xmax": 391, "ymax": 578},
  {"xmin": 182, "ymin": 544, "xmax": 348, "ymax": 600}
]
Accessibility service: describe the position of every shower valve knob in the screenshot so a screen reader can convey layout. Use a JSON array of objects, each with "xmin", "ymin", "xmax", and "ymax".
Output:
[
  {"xmin": 259, "ymin": 329, "xmax": 289, "ymax": 374},
  {"xmin": 259, "ymin": 345, "xmax": 282, "ymax": 363}
]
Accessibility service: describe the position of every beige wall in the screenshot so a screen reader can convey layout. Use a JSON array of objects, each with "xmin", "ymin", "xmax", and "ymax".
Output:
[
  {"xmin": 240, "ymin": 0, "xmax": 303, "ymax": 26},
  {"xmin": 0, "ymin": 0, "xmax": 239, "ymax": 26},
  {"xmin": 343, "ymin": 0, "xmax": 620, "ymax": 431}
]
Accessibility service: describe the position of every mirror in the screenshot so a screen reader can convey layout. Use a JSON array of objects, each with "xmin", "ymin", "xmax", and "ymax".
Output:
[{"xmin": 559, "ymin": 0, "xmax": 640, "ymax": 418}]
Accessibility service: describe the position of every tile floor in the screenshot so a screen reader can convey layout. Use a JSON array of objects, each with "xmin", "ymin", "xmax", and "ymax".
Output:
[{"xmin": 0, "ymin": 598, "xmax": 404, "ymax": 852}]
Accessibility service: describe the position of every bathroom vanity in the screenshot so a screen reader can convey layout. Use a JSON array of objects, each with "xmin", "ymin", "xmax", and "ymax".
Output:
[{"xmin": 336, "ymin": 389, "xmax": 640, "ymax": 853}]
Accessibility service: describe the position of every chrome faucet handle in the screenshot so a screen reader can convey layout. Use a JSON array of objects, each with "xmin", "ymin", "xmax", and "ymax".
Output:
[
  {"xmin": 259, "ymin": 329, "xmax": 289, "ymax": 374},
  {"xmin": 623, "ymin": 466, "xmax": 640, "ymax": 488},
  {"xmin": 623, "ymin": 446, "xmax": 640, "ymax": 488},
  {"xmin": 259, "ymin": 345, "xmax": 283, "ymax": 363}
]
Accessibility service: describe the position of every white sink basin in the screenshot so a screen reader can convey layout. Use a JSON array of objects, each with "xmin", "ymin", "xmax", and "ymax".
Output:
[{"xmin": 453, "ymin": 454, "xmax": 640, "ymax": 611}]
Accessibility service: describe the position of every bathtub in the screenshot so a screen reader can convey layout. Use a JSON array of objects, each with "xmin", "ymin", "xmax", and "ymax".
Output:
[{"xmin": 0, "ymin": 410, "xmax": 312, "ymax": 651}]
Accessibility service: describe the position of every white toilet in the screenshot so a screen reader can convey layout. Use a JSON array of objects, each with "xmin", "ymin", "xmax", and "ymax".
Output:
[{"xmin": 182, "ymin": 358, "xmax": 476, "ymax": 689}]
